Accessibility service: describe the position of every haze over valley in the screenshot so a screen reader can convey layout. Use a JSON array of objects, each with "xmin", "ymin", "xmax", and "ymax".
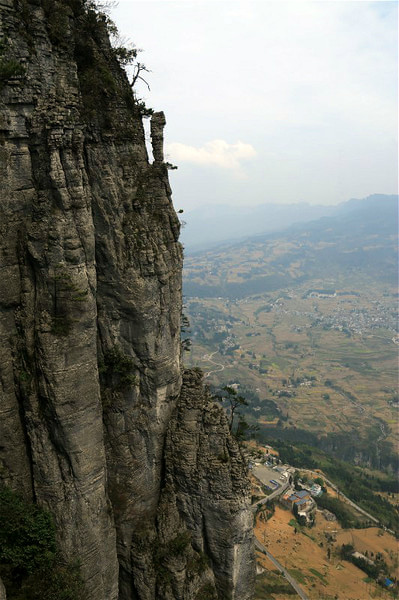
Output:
[
  {"xmin": 180, "ymin": 194, "xmax": 398, "ymax": 252},
  {"xmin": 183, "ymin": 194, "xmax": 398, "ymax": 472}
]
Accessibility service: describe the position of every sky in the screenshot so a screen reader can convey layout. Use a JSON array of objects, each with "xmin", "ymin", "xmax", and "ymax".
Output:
[{"xmin": 110, "ymin": 1, "xmax": 398, "ymax": 209}]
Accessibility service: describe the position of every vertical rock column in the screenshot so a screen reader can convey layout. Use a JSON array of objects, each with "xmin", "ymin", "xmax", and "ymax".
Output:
[
  {"xmin": 150, "ymin": 111, "xmax": 166, "ymax": 163},
  {"xmin": 160, "ymin": 370, "xmax": 256, "ymax": 600}
]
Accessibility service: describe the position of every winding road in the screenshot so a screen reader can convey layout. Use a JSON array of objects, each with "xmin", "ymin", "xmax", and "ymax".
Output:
[{"xmin": 202, "ymin": 351, "xmax": 225, "ymax": 378}]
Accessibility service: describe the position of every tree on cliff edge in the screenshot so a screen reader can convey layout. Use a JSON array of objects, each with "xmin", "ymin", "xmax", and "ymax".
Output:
[{"xmin": 216, "ymin": 386, "xmax": 248, "ymax": 431}]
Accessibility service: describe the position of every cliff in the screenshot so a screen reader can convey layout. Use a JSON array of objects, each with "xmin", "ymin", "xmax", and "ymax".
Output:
[{"xmin": 0, "ymin": 1, "xmax": 255, "ymax": 599}]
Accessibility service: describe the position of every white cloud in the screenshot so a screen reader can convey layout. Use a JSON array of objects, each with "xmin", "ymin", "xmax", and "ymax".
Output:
[
  {"xmin": 112, "ymin": 1, "xmax": 398, "ymax": 207},
  {"xmin": 165, "ymin": 140, "xmax": 257, "ymax": 172}
]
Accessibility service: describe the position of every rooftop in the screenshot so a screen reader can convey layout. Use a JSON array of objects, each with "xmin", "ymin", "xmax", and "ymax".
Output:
[
  {"xmin": 295, "ymin": 490, "xmax": 309, "ymax": 498},
  {"xmin": 295, "ymin": 498, "xmax": 309, "ymax": 506}
]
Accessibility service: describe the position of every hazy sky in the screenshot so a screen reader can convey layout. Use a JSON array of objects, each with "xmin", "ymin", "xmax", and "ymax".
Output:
[{"xmin": 110, "ymin": 1, "xmax": 398, "ymax": 209}]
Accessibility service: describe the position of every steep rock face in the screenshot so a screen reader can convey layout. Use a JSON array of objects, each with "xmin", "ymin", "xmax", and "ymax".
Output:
[
  {"xmin": 158, "ymin": 370, "xmax": 255, "ymax": 600},
  {"xmin": 0, "ymin": 578, "xmax": 6, "ymax": 600},
  {"xmin": 0, "ymin": 1, "xmax": 255, "ymax": 599}
]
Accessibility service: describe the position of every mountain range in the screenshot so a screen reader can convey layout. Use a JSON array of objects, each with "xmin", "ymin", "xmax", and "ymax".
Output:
[
  {"xmin": 181, "ymin": 194, "xmax": 398, "ymax": 253},
  {"xmin": 183, "ymin": 194, "xmax": 398, "ymax": 299}
]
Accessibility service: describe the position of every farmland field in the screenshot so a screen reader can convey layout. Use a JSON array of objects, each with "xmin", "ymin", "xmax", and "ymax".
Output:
[
  {"xmin": 184, "ymin": 280, "xmax": 398, "ymax": 471},
  {"xmin": 183, "ymin": 198, "xmax": 398, "ymax": 471},
  {"xmin": 255, "ymin": 505, "xmax": 398, "ymax": 600}
]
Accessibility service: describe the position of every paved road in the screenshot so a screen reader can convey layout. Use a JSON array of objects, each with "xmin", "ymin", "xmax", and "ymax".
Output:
[
  {"xmin": 202, "ymin": 351, "xmax": 225, "ymax": 378},
  {"xmin": 255, "ymin": 538, "xmax": 310, "ymax": 600},
  {"xmin": 300, "ymin": 469, "xmax": 379, "ymax": 525},
  {"xmin": 252, "ymin": 481, "xmax": 290, "ymax": 510},
  {"xmin": 251, "ymin": 464, "xmax": 291, "ymax": 509}
]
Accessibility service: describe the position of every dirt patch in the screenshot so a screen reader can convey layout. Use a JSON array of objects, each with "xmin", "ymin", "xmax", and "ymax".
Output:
[
  {"xmin": 335, "ymin": 527, "xmax": 399, "ymax": 578},
  {"xmin": 245, "ymin": 440, "xmax": 280, "ymax": 456},
  {"xmin": 255, "ymin": 506, "xmax": 395, "ymax": 599}
]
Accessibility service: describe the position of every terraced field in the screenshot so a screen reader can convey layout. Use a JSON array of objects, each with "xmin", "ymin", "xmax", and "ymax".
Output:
[
  {"xmin": 185, "ymin": 281, "xmax": 398, "ymax": 471},
  {"xmin": 184, "ymin": 198, "xmax": 398, "ymax": 470}
]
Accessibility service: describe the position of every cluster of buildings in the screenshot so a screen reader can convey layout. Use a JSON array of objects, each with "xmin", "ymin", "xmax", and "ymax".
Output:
[
  {"xmin": 280, "ymin": 489, "xmax": 316, "ymax": 524},
  {"xmin": 310, "ymin": 303, "xmax": 397, "ymax": 336},
  {"xmin": 279, "ymin": 480, "xmax": 324, "ymax": 524},
  {"xmin": 306, "ymin": 289, "xmax": 337, "ymax": 298},
  {"xmin": 273, "ymin": 293, "xmax": 397, "ymax": 337},
  {"xmin": 302, "ymin": 482, "xmax": 323, "ymax": 497}
]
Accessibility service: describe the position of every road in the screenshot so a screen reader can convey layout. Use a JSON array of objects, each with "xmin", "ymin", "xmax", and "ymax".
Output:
[
  {"xmin": 255, "ymin": 538, "xmax": 310, "ymax": 600},
  {"xmin": 251, "ymin": 463, "xmax": 291, "ymax": 508},
  {"xmin": 252, "ymin": 465, "xmax": 388, "ymax": 599},
  {"xmin": 300, "ymin": 469, "xmax": 379, "ymax": 525},
  {"xmin": 332, "ymin": 386, "xmax": 365, "ymax": 415},
  {"xmin": 202, "ymin": 351, "xmax": 225, "ymax": 378},
  {"xmin": 252, "ymin": 472, "xmax": 308, "ymax": 598},
  {"xmin": 252, "ymin": 481, "xmax": 290, "ymax": 510}
]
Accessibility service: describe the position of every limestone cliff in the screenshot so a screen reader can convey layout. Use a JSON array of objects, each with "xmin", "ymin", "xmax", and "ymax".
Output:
[{"xmin": 0, "ymin": 1, "xmax": 255, "ymax": 599}]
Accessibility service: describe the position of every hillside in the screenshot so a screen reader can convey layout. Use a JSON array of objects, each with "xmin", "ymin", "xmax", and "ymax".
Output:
[
  {"xmin": 184, "ymin": 195, "xmax": 398, "ymax": 473},
  {"xmin": 181, "ymin": 202, "xmax": 336, "ymax": 251},
  {"xmin": 255, "ymin": 505, "xmax": 398, "ymax": 600},
  {"xmin": 184, "ymin": 194, "xmax": 398, "ymax": 299}
]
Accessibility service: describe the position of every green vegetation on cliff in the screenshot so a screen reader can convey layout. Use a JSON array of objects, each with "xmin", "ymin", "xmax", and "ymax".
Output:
[{"xmin": 0, "ymin": 487, "xmax": 83, "ymax": 600}]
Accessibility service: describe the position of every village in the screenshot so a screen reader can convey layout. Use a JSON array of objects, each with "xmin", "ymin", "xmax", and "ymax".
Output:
[
  {"xmin": 245, "ymin": 443, "xmax": 398, "ymax": 599},
  {"xmin": 185, "ymin": 287, "xmax": 398, "ymax": 477},
  {"xmin": 247, "ymin": 448, "xmax": 325, "ymax": 527},
  {"xmin": 189, "ymin": 290, "xmax": 397, "ymax": 345}
]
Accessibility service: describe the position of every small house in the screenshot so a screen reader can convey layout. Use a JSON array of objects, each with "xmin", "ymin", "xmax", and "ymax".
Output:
[{"xmin": 310, "ymin": 483, "xmax": 323, "ymax": 497}]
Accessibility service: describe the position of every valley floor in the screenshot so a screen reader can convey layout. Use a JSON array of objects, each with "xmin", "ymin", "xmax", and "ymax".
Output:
[
  {"xmin": 186, "ymin": 281, "xmax": 398, "ymax": 471},
  {"xmin": 255, "ymin": 506, "xmax": 398, "ymax": 600}
]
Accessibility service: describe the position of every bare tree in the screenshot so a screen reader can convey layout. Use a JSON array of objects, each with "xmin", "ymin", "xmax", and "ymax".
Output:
[{"xmin": 130, "ymin": 62, "xmax": 151, "ymax": 91}]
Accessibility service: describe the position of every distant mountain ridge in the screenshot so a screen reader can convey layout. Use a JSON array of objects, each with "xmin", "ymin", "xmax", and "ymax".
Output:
[
  {"xmin": 181, "ymin": 202, "xmax": 335, "ymax": 252},
  {"xmin": 183, "ymin": 194, "xmax": 398, "ymax": 299},
  {"xmin": 182, "ymin": 194, "xmax": 398, "ymax": 253}
]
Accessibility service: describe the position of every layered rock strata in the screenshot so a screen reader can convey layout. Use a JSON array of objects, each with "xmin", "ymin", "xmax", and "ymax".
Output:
[{"xmin": 0, "ymin": 1, "xmax": 255, "ymax": 598}]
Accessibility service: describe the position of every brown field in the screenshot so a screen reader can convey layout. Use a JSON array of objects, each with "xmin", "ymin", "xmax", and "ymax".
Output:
[
  {"xmin": 246, "ymin": 441, "xmax": 279, "ymax": 457},
  {"xmin": 186, "ymin": 284, "xmax": 398, "ymax": 455},
  {"xmin": 255, "ymin": 506, "xmax": 397, "ymax": 600},
  {"xmin": 335, "ymin": 528, "xmax": 399, "ymax": 578}
]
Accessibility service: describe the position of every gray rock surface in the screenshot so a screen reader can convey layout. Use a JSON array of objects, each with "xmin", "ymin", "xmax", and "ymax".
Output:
[
  {"xmin": 0, "ymin": 578, "xmax": 6, "ymax": 600},
  {"xmin": 162, "ymin": 370, "xmax": 256, "ymax": 600},
  {"xmin": 150, "ymin": 111, "xmax": 166, "ymax": 163},
  {"xmin": 0, "ymin": 1, "xmax": 255, "ymax": 599}
]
